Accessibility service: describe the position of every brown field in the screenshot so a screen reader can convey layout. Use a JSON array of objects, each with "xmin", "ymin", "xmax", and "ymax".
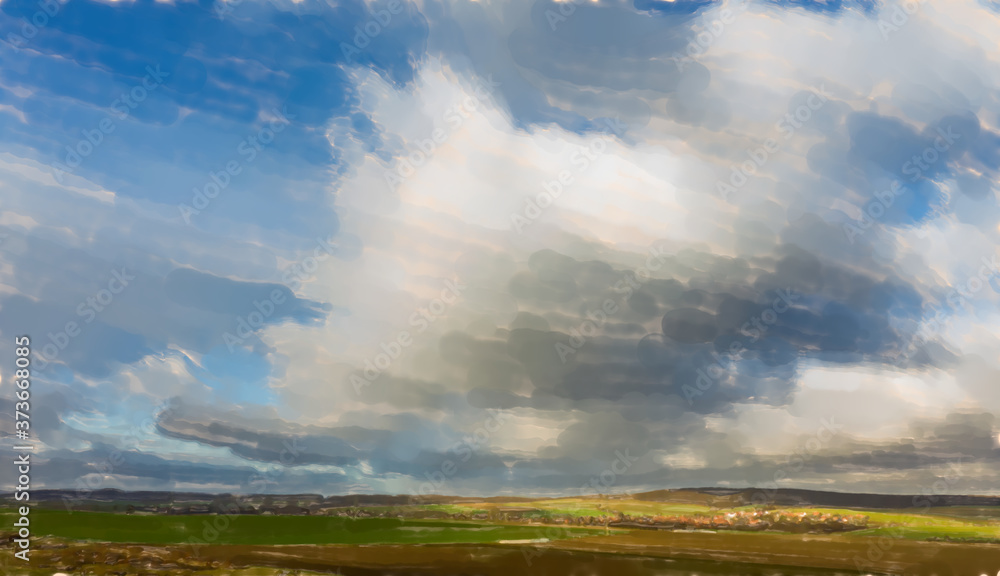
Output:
[
  {"xmin": 6, "ymin": 491, "xmax": 1000, "ymax": 576},
  {"xmin": 9, "ymin": 530, "xmax": 1000, "ymax": 576}
]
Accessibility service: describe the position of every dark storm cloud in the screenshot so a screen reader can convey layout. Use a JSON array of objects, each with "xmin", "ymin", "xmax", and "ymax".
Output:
[
  {"xmin": 39, "ymin": 445, "xmax": 268, "ymax": 487},
  {"xmin": 153, "ymin": 400, "xmax": 513, "ymax": 481},
  {"xmin": 138, "ymin": 397, "xmax": 997, "ymax": 496},
  {"xmin": 433, "ymin": 238, "xmax": 931, "ymax": 419}
]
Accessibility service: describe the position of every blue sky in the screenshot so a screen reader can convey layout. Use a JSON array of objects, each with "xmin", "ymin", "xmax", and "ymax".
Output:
[{"xmin": 1, "ymin": 0, "xmax": 999, "ymax": 497}]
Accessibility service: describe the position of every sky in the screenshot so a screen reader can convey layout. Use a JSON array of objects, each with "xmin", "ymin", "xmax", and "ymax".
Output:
[{"xmin": 0, "ymin": 0, "xmax": 999, "ymax": 498}]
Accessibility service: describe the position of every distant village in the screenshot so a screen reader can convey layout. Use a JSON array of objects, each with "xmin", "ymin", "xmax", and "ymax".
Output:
[{"xmin": 98, "ymin": 495, "xmax": 870, "ymax": 534}]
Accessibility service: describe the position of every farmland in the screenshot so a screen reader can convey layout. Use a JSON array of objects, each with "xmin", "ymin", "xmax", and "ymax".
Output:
[{"xmin": 3, "ymin": 489, "xmax": 1000, "ymax": 576}]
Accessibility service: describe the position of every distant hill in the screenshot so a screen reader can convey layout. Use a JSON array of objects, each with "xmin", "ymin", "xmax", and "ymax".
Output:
[
  {"xmin": 632, "ymin": 488, "xmax": 1000, "ymax": 509},
  {"xmin": 0, "ymin": 488, "xmax": 534, "ymax": 508},
  {"xmin": 5, "ymin": 487, "xmax": 999, "ymax": 510}
]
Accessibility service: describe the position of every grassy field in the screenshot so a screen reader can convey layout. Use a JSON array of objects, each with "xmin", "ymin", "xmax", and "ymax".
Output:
[
  {"xmin": 507, "ymin": 497, "xmax": 714, "ymax": 517},
  {"xmin": 12, "ymin": 495, "xmax": 1000, "ymax": 542},
  {"xmin": 772, "ymin": 506, "xmax": 1000, "ymax": 540},
  {"xmin": 426, "ymin": 496, "xmax": 720, "ymax": 518},
  {"xmin": 9, "ymin": 535, "xmax": 1000, "ymax": 576},
  {"xmin": 6, "ymin": 495, "xmax": 1000, "ymax": 576},
  {"xmin": 420, "ymin": 496, "xmax": 1000, "ymax": 540},
  {"xmin": 0, "ymin": 509, "xmax": 606, "ymax": 545}
]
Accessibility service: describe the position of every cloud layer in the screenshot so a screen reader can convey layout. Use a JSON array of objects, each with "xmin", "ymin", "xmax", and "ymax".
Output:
[{"xmin": 1, "ymin": 0, "xmax": 999, "ymax": 497}]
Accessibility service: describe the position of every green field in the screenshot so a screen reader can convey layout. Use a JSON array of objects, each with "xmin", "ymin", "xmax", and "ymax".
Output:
[
  {"xmin": 508, "ymin": 498, "xmax": 714, "ymax": 517},
  {"xmin": 0, "ymin": 509, "xmax": 601, "ymax": 546},
  {"xmin": 774, "ymin": 507, "xmax": 1000, "ymax": 540},
  {"xmin": 423, "ymin": 498, "xmax": 1000, "ymax": 540},
  {"xmin": 15, "ymin": 499, "xmax": 999, "ymax": 544},
  {"xmin": 6, "ymin": 497, "xmax": 1000, "ymax": 576},
  {"xmin": 11, "ymin": 495, "xmax": 1000, "ymax": 544}
]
